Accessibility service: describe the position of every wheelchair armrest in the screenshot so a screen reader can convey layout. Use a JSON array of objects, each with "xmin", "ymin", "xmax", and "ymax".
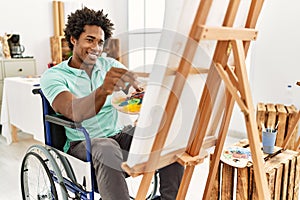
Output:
[
  {"xmin": 46, "ymin": 114, "xmax": 93, "ymax": 164},
  {"xmin": 32, "ymin": 88, "xmax": 41, "ymax": 95},
  {"xmin": 45, "ymin": 114, "xmax": 82, "ymax": 129}
]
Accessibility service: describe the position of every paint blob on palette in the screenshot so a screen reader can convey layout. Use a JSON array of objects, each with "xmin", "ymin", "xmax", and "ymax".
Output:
[{"xmin": 111, "ymin": 87, "xmax": 145, "ymax": 115}]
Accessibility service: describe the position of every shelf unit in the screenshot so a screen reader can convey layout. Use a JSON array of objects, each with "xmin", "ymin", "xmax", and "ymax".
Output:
[
  {"xmin": 50, "ymin": 35, "xmax": 71, "ymax": 64},
  {"xmin": 0, "ymin": 58, "xmax": 37, "ymax": 113}
]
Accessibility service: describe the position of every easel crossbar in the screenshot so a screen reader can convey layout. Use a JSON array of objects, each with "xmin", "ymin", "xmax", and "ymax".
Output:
[
  {"xmin": 196, "ymin": 25, "xmax": 258, "ymax": 41},
  {"xmin": 135, "ymin": 67, "xmax": 209, "ymax": 78},
  {"xmin": 122, "ymin": 148, "xmax": 186, "ymax": 177},
  {"xmin": 123, "ymin": 137, "xmax": 216, "ymax": 177},
  {"xmin": 215, "ymin": 62, "xmax": 249, "ymax": 113},
  {"xmin": 176, "ymin": 152, "xmax": 207, "ymax": 167}
]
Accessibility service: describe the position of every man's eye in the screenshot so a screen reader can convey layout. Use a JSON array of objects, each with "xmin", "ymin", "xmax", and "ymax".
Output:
[{"xmin": 87, "ymin": 38, "xmax": 93, "ymax": 42}]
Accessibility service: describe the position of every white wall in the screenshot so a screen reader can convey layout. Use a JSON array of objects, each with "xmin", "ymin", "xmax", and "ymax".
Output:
[
  {"xmin": 252, "ymin": 0, "xmax": 300, "ymax": 107},
  {"xmin": 0, "ymin": 0, "xmax": 128, "ymax": 75},
  {"xmin": 0, "ymin": 0, "xmax": 53, "ymax": 74}
]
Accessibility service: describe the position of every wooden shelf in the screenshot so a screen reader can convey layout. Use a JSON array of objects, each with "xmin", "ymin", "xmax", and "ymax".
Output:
[{"xmin": 50, "ymin": 35, "xmax": 71, "ymax": 64}]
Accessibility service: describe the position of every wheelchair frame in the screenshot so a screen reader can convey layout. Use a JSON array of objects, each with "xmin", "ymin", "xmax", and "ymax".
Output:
[{"xmin": 20, "ymin": 88, "xmax": 158, "ymax": 200}]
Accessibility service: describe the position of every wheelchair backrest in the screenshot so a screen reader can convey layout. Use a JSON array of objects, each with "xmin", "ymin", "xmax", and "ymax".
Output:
[{"xmin": 33, "ymin": 88, "xmax": 67, "ymax": 151}]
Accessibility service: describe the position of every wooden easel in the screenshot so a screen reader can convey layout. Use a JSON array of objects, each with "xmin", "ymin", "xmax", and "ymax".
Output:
[{"xmin": 122, "ymin": 0, "xmax": 271, "ymax": 199}]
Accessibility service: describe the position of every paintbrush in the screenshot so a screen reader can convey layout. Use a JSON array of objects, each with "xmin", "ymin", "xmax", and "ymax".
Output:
[
  {"xmin": 261, "ymin": 122, "xmax": 266, "ymax": 132},
  {"xmin": 274, "ymin": 121, "xmax": 279, "ymax": 131}
]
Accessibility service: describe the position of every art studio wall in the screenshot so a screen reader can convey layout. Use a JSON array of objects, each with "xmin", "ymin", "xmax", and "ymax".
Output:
[{"xmin": 0, "ymin": 0, "xmax": 128, "ymax": 75}]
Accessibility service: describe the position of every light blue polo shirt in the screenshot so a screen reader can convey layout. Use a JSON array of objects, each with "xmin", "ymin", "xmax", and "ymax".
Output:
[{"xmin": 40, "ymin": 56, "xmax": 126, "ymax": 152}]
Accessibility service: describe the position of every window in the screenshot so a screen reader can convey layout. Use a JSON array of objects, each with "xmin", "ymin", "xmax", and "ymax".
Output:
[{"xmin": 127, "ymin": 0, "xmax": 165, "ymax": 73}]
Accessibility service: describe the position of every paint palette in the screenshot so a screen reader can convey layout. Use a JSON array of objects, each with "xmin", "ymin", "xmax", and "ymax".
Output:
[
  {"xmin": 111, "ymin": 87, "xmax": 145, "ymax": 115},
  {"xmin": 221, "ymin": 146, "xmax": 252, "ymax": 168}
]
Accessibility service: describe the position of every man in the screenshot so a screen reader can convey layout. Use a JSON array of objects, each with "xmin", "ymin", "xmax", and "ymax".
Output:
[{"xmin": 41, "ymin": 7, "xmax": 183, "ymax": 200}]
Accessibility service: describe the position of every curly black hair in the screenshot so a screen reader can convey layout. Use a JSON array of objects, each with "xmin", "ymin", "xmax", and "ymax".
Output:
[{"xmin": 64, "ymin": 7, "xmax": 114, "ymax": 51}]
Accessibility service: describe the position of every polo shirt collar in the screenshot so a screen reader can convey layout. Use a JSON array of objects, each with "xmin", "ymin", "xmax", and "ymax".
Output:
[{"xmin": 62, "ymin": 56, "xmax": 103, "ymax": 76}]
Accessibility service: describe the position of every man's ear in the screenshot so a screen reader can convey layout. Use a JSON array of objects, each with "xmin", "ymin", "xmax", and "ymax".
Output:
[{"xmin": 70, "ymin": 36, "xmax": 76, "ymax": 45}]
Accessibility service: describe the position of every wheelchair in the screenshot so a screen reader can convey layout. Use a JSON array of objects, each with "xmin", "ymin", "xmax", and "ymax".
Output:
[{"xmin": 20, "ymin": 88, "xmax": 158, "ymax": 200}]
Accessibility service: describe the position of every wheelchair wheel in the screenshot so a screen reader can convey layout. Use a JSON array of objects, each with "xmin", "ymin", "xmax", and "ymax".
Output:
[
  {"xmin": 47, "ymin": 147, "xmax": 84, "ymax": 199},
  {"xmin": 47, "ymin": 147, "xmax": 77, "ymax": 183},
  {"xmin": 21, "ymin": 151, "xmax": 58, "ymax": 200},
  {"xmin": 127, "ymin": 171, "xmax": 159, "ymax": 200},
  {"xmin": 26, "ymin": 145, "xmax": 69, "ymax": 200}
]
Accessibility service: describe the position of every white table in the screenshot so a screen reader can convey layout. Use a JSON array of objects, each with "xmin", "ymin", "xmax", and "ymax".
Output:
[{"xmin": 0, "ymin": 77, "xmax": 44, "ymax": 144}]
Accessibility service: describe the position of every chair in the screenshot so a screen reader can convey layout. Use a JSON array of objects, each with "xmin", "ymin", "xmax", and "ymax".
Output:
[{"xmin": 20, "ymin": 88, "xmax": 158, "ymax": 200}]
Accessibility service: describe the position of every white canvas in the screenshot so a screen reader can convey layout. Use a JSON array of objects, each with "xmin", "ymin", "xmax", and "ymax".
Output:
[{"xmin": 126, "ymin": 0, "xmax": 251, "ymax": 168}]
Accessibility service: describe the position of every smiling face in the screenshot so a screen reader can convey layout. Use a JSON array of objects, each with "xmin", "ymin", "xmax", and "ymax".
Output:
[{"xmin": 70, "ymin": 25, "xmax": 105, "ymax": 69}]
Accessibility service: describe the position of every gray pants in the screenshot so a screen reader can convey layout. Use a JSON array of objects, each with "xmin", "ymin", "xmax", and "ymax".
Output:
[{"xmin": 68, "ymin": 126, "xmax": 184, "ymax": 200}]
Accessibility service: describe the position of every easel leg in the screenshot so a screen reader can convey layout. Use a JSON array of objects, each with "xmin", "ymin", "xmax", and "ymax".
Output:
[
  {"xmin": 11, "ymin": 124, "xmax": 18, "ymax": 143},
  {"xmin": 176, "ymin": 165, "xmax": 195, "ymax": 199},
  {"xmin": 135, "ymin": 171, "xmax": 155, "ymax": 200},
  {"xmin": 295, "ymin": 137, "xmax": 300, "ymax": 151},
  {"xmin": 202, "ymin": 91, "xmax": 235, "ymax": 199},
  {"xmin": 232, "ymin": 40, "xmax": 270, "ymax": 200}
]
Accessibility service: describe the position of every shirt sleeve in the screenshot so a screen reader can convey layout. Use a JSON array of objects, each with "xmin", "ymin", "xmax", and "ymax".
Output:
[{"xmin": 40, "ymin": 67, "xmax": 69, "ymax": 106}]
